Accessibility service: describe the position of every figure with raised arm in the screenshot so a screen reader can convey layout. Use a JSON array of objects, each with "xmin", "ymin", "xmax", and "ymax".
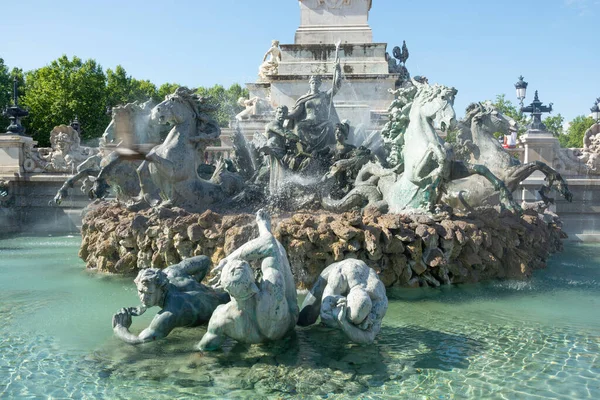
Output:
[
  {"xmin": 298, "ymin": 259, "xmax": 388, "ymax": 344},
  {"xmin": 198, "ymin": 209, "xmax": 299, "ymax": 350},
  {"xmin": 111, "ymin": 256, "xmax": 229, "ymax": 344},
  {"xmin": 286, "ymin": 43, "xmax": 343, "ymax": 154}
]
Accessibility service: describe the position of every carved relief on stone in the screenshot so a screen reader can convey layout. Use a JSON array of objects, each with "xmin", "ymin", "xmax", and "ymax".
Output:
[
  {"xmin": 23, "ymin": 125, "xmax": 98, "ymax": 173},
  {"xmin": 318, "ymin": 0, "xmax": 352, "ymax": 8}
]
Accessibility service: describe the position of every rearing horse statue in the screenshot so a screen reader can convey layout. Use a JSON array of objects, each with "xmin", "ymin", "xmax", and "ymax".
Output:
[
  {"xmin": 91, "ymin": 87, "xmax": 245, "ymax": 212},
  {"xmin": 323, "ymin": 79, "xmax": 520, "ymax": 214},
  {"xmin": 445, "ymin": 102, "xmax": 573, "ymax": 209}
]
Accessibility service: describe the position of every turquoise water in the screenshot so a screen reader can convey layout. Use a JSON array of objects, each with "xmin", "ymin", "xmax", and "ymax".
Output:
[{"xmin": 1, "ymin": 236, "xmax": 599, "ymax": 399}]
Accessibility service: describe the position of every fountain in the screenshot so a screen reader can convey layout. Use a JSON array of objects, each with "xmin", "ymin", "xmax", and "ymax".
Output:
[{"xmin": 2, "ymin": 1, "xmax": 600, "ymax": 398}]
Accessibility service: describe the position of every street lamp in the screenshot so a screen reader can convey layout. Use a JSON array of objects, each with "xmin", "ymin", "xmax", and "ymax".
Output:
[
  {"xmin": 521, "ymin": 90, "xmax": 553, "ymax": 131},
  {"xmin": 515, "ymin": 75, "xmax": 528, "ymax": 108},
  {"xmin": 591, "ymin": 99, "xmax": 600, "ymax": 123},
  {"xmin": 2, "ymin": 77, "xmax": 29, "ymax": 135}
]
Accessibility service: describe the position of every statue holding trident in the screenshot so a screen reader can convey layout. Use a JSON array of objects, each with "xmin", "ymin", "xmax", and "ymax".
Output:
[{"xmin": 286, "ymin": 40, "xmax": 343, "ymax": 154}]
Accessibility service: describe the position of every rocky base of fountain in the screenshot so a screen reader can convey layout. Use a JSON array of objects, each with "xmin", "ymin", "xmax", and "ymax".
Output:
[{"xmin": 79, "ymin": 201, "xmax": 565, "ymax": 288}]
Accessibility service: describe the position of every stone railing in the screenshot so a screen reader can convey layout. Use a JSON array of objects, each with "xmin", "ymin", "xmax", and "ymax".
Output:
[{"xmin": 204, "ymin": 146, "xmax": 233, "ymax": 165}]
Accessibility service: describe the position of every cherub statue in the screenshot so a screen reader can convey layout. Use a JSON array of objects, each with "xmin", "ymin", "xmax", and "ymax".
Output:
[
  {"xmin": 37, "ymin": 125, "xmax": 96, "ymax": 172},
  {"xmin": 258, "ymin": 40, "xmax": 282, "ymax": 81},
  {"xmin": 112, "ymin": 256, "xmax": 229, "ymax": 344},
  {"xmin": 198, "ymin": 209, "xmax": 299, "ymax": 350},
  {"xmin": 298, "ymin": 259, "xmax": 388, "ymax": 344}
]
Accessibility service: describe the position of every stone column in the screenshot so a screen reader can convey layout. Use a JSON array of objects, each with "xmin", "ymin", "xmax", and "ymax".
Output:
[
  {"xmin": 295, "ymin": 0, "xmax": 373, "ymax": 44},
  {"xmin": 519, "ymin": 128, "xmax": 560, "ymax": 167},
  {"xmin": 0, "ymin": 134, "xmax": 35, "ymax": 176}
]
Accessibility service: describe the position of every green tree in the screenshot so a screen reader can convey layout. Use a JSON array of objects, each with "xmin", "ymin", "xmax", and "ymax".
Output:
[
  {"xmin": 130, "ymin": 78, "xmax": 158, "ymax": 103},
  {"xmin": 0, "ymin": 58, "xmax": 12, "ymax": 130},
  {"xmin": 558, "ymin": 115, "xmax": 596, "ymax": 148},
  {"xmin": 196, "ymin": 83, "xmax": 248, "ymax": 127},
  {"xmin": 490, "ymin": 94, "xmax": 530, "ymax": 135},
  {"xmin": 157, "ymin": 83, "xmax": 181, "ymax": 101},
  {"xmin": 543, "ymin": 114, "xmax": 564, "ymax": 137},
  {"xmin": 106, "ymin": 65, "xmax": 158, "ymax": 107},
  {"xmin": 21, "ymin": 55, "xmax": 108, "ymax": 146}
]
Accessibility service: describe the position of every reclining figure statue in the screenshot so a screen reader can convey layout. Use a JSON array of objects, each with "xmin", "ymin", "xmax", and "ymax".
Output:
[
  {"xmin": 298, "ymin": 259, "xmax": 388, "ymax": 344},
  {"xmin": 112, "ymin": 255, "xmax": 229, "ymax": 344},
  {"xmin": 198, "ymin": 209, "xmax": 299, "ymax": 350}
]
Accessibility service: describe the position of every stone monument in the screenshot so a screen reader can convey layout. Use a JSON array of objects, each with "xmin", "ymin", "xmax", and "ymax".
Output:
[
  {"xmin": 234, "ymin": 0, "xmax": 403, "ymax": 149},
  {"xmin": 295, "ymin": 0, "xmax": 373, "ymax": 44}
]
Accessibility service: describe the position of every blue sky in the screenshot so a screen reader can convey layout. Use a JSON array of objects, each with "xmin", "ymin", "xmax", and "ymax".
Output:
[{"xmin": 2, "ymin": 0, "xmax": 598, "ymax": 122}]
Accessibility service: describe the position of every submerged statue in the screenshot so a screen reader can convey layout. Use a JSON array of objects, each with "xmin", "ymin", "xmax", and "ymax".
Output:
[
  {"xmin": 286, "ymin": 47, "xmax": 343, "ymax": 154},
  {"xmin": 298, "ymin": 259, "xmax": 388, "ymax": 344},
  {"xmin": 447, "ymin": 102, "xmax": 572, "ymax": 209},
  {"xmin": 199, "ymin": 209, "xmax": 299, "ymax": 350},
  {"xmin": 258, "ymin": 40, "xmax": 282, "ymax": 81},
  {"xmin": 112, "ymin": 256, "xmax": 230, "ymax": 344}
]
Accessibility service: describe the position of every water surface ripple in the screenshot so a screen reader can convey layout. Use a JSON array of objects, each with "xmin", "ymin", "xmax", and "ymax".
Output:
[{"xmin": 0, "ymin": 236, "xmax": 599, "ymax": 399}]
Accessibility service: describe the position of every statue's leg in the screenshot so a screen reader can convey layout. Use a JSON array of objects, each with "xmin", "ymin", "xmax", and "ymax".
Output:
[
  {"xmin": 146, "ymin": 152, "xmax": 176, "ymax": 180},
  {"xmin": 450, "ymin": 161, "xmax": 521, "ymax": 213},
  {"xmin": 298, "ymin": 275, "xmax": 328, "ymax": 326},
  {"xmin": 135, "ymin": 161, "xmax": 161, "ymax": 207},
  {"xmin": 256, "ymin": 257, "xmax": 293, "ymax": 340},
  {"xmin": 52, "ymin": 168, "xmax": 96, "ymax": 205},
  {"xmin": 506, "ymin": 162, "xmax": 573, "ymax": 203}
]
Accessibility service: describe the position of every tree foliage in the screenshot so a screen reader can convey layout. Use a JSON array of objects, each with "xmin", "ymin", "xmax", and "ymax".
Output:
[
  {"xmin": 542, "ymin": 114, "xmax": 564, "ymax": 137},
  {"xmin": 490, "ymin": 94, "xmax": 530, "ymax": 135},
  {"xmin": 2, "ymin": 55, "xmax": 250, "ymax": 144},
  {"xmin": 558, "ymin": 115, "xmax": 595, "ymax": 148},
  {"xmin": 21, "ymin": 55, "xmax": 109, "ymax": 146},
  {"xmin": 196, "ymin": 83, "xmax": 248, "ymax": 127},
  {"xmin": 157, "ymin": 83, "xmax": 181, "ymax": 101},
  {"xmin": 0, "ymin": 58, "xmax": 12, "ymax": 130},
  {"xmin": 106, "ymin": 65, "xmax": 158, "ymax": 107}
]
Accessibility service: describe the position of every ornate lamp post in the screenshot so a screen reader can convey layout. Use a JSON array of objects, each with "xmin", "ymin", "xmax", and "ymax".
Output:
[
  {"xmin": 591, "ymin": 99, "xmax": 600, "ymax": 123},
  {"xmin": 515, "ymin": 75, "xmax": 528, "ymax": 108},
  {"xmin": 521, "ymin": 90, "xmax": 553, "ymax": 131},
  {"xmin": 2, "ymin": 77, "xmax": 29, "ymax": 135}
]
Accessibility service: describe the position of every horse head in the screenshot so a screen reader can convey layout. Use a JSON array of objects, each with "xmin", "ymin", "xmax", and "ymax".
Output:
[
  {"xmin": 101, "ymin": 100, "xmax": 160, "ymax": 147},
  {"xmin": 411, "ymin": 79, "xmax": 457, "ymax": 133},
  {"xmin": 151, "ymin": 87, "xmax": 199, "ymax": 126},
  {"xmin": 466, "ymin": 102, "xmax": 513, "ymax": 137},
  {"xmin": 151, "ymin": 87, "xmax": 220, "ymax": 142}
]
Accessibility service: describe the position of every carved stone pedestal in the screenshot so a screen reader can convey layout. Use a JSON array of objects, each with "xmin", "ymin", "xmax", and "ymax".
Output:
[
  {"xmin": 520, "ymin": 129, "xmax": 560, "ymax": 166},
  {"xmin": 0, "ymin": 134, "xmax": 35, "ymax": 176}
]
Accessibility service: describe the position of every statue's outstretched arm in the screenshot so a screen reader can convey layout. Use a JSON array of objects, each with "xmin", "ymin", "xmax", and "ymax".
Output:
[
  {"xmin": 327, "ymin": 61, "xmax": 343, "ymax": 98},
  {"xmin": 286, "ymin": 103, "xmax": 305, "ymax": 120},
  {"xmin": 210, "ymin": 235, "xmax": 276, "ymax": 288},
  {"xmin": 338, "ymin": 318, "xmax": 378, "ymax": 344},
  {"xmin": 165, "ymin": 255, "xmax": 211, "ymax": 282},
  {"xmin": 334, "ymin": 299, "xmax": 377, "ymax": 344},
  {"xmin": 198, "ymin": 310, "xmax": 228, "ymax": 351},
  {"xmin": 112, "ymin": 309, "xmax": 176, "ymax": 345},
  {"xmin": 225, "ymin": 235, "xmax": 275, "ymax": 263},
  {"xmin": 263, "ymin": 49, "xmax": 272, "ymax": 62}
]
